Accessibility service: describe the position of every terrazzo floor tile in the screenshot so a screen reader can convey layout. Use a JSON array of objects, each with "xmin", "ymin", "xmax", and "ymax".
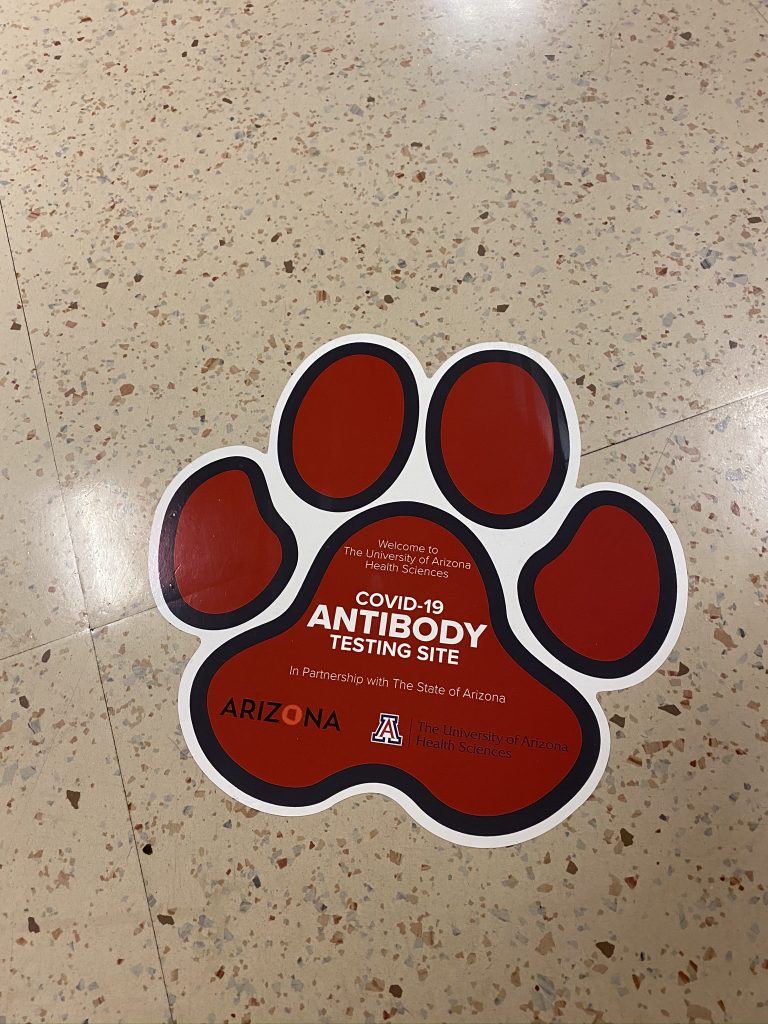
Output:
[
  {"xmin": 0, "ymin": 0, "xmax": 766, "ymax": 629},
  {"xmin": 0, "ymin": 213, "xmax": 85, "ymax": 660},
  {"xmin": 93, "ymin": 396, "xmax": 767, "ymax": 1023},
  {"xmin": 0, "ymin": 630, "xmax": 170, "ymax": 1023}
]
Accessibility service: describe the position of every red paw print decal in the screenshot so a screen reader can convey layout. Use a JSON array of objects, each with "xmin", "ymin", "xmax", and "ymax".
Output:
[{"xmin": 150, "ymin": 336, "xmax": 686, "ymax": 846}]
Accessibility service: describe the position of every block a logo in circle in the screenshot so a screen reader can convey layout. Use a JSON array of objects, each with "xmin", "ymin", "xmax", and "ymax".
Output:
[{"xmin": 371, "ymin": 712, "xmax": 403, "ymax": 746}]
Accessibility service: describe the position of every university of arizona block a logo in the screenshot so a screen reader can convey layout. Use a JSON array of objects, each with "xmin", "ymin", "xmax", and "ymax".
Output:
[{"xmin": 371, "ymin": 713, "xmax": 404, "ymax": 746}]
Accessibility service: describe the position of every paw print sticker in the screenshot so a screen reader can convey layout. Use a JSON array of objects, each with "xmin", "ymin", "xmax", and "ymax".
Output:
[{"xmin": 149, "ymin": 335, "xmax": 686, "ymax": 847}]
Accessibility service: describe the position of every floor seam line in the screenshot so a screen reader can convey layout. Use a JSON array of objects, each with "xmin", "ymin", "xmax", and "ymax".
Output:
[
  {"xmin": 0, "ymin": 196, "xmax": 91, "ymax": 634},
  {"xmin": 93, "ymin": 604, "xmax": 159, "ymax": 634},
  {"xmin": 87, "ymin": 629, "xmax": 176, "ymax": 1024},
  {"xmin": 0, "ymin": 627, "xmax": 92, "ymax": 663},
  {"xmin": 648, "ymin": 432, "xmax": 673, "ymax": 489},
  {"xmin": 582, "ymin": 385, "xmax": 768, "ymax": 459}
]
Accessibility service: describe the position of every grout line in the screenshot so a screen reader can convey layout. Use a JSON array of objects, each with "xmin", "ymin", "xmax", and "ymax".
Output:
[
  {"xmin": 0, "ymin": 611, "xmax": 156, "ymax": 668},
  {"xmin": 0, "ymin": 627, "xmax": 91, "ymax": 664},
  {"xmin": 88, "ymin": 628, "xmax": 176, "ymax": 1024},
  {"xmin": 1, "ymin": 605, "xmax": 164, "ymax": 675},
  {"xmin": 648, "ymin": 432, "xmax": 673, "ymax": 489},
  {"xmin": 581, "ymin": 385, "xmax": 768, "ymax": 460},
  {"xmin": 93, "ymin": 603, "xmax": 159, "ymax": 634},
  {"xmin": 748, "ymin": 0, "xmax": 768, "ymax": 25},
  {"xmin": 1, "ymin": 199, "xmax": 174, "ymax": 1021},
  {"xmin": 1, "ymin": 605, "xmax": 159, "ymax": 664},
  {"xmin": 0, "ymin": 196, "xmax": 90, "ymax": 620}
]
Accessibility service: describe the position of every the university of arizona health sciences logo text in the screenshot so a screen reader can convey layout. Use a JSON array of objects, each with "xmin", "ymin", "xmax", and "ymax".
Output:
[{"xmin": 371, "ymin": 712, "xmax": 403, "ymax": 746}]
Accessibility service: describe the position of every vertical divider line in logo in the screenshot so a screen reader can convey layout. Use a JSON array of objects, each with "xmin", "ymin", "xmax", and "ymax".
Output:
[{"xmin": 407, "ymin": 716, "xmax": 413, "ymax": 748}]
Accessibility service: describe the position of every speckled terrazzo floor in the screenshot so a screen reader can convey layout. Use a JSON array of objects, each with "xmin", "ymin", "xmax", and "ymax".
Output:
[{"xmin": 0, "ymin": 0, "xmax": 766, "ymax": 1021}]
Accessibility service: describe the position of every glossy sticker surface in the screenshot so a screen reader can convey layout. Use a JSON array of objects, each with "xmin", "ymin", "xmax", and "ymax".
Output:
[{"xmin": 149, "ymin": 335, "xmax": 687, "ymax": 847}]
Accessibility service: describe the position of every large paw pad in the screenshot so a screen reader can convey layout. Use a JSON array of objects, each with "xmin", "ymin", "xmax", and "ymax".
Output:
[{"xmin": 150, "ymin": 336, "xmax": 686, "ymax": 847}]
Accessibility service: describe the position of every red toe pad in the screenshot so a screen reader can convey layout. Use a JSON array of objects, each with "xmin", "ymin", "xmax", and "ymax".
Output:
[
  {"xmin": 278, "ymin": 343, "xmax": 418, "ymax": 511},
  {"xmin": 159, "ymin": 458, "xmax": 297, "ymax": 629},
  {"xmin": 427, "ymin": 351, "xmax": 569, "ymax": 528},
  {"xmin": 519, "ymin": 493, "xmax": 677, "ymax": 677}
]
